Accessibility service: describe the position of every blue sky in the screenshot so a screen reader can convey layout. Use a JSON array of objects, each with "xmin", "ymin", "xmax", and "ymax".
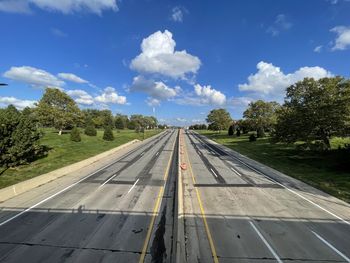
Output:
[{"xmin": 0, "ymin": 0, "xmax": 349, "ymax": 125}]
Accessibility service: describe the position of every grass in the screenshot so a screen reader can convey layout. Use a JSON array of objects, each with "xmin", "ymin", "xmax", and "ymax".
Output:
[
  {"xmin": 0, "ymin": 128, "xmax": 162, "ymax": 189},
  {"xmin": 197, "ymin": 130, "xmax": 350, "ymax": 203}
]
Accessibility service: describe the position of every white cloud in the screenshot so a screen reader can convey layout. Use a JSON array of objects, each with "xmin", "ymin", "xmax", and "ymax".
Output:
[
  {"xmin": 0, "ymin": 0, "xmax": 31, "ymax": 13},
  {"xmin": 51, "ymin": 28, "xmax": 67, "ymax": 37},
  {"xmin": 3, "ymin": 66, "xmax": 65, "ymax": 87},
  {"xmin": 176, "ymin": 117, "xmax": 187, "ymax": 122},
  {"xmin": 66, "ymin": 89, "xmax": 94, "ymax": 105},
  {"xmin": 0, "ymin": 0, "xmax": 118, "ymax": 15},
  {"xmin": 228, "ymin": 97, "xmax": 253, "ymax": 107},
  {"xmin": 238, "ymin": 61, "xmax": 332, "ymax": 96},
  {"xmin": 95, "ymin": 86, "xmax": 127, "ymax": 104},
  {"xmin": 58, "ymin": 73, "xmax": 88, "ymax": 83},
  {"xmin": 171, "ymin": 6, "xmax": 184, "ymax": 22},
  {"xmin": 330, "ymin": 26, "xmax": 350, "ymax": 51},
  {"xmin": 314, "ymin": 45, "xmax": 323, "ymax": 53},
  {"xmin": 0, "ymin": 96, "xmax": 37, "ymax": 109},
  {"xmin": 130, "ymin": 30, "xmax": 201, "ymax": 79},
  {"xmin": 267, "ymin": 14, "xmax": 293, "ymax": 36},
  {"xmin": 146, "ymin": 97, "xmax": 161, "ymax": 107},
  {"xmin": 129, "ymin": 75, "xmax": 179, "ymax": 100},
  {"xmin": 194, "ymin": 84, "xmax": 226, "ymax": 105}
]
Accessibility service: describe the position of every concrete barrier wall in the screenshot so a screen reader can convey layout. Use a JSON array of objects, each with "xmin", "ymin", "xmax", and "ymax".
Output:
[{"xmin": 0, "ymin": 139, "xmax": 140, "ymax": 203}]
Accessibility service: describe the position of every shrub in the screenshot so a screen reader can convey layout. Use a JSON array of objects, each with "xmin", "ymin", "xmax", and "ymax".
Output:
[
  {"xmin": 257, "ymin": 127, "xmax": 265, "ymax": 138},
  {"xmin": 84, "ymin": 125, "xmax": 97, "ymax": 136},
  {"xmin": 103, "ymin": 126, "xmax": 114, "ymax": 141},
  {"xmin": 236, "ymin": 129, "xmax": 241, "ymax": 137},
  {"xmin": 0, "ymin": 105, "xmax": 45, "ymax": 168},
  {"xmin": 249, "ymin": 134, "xmax": 257, "ymax": 142},
  {"xmin": 228, "ymin": 125, "xmax": 234, "ymax": 136},
  {"xmin": 70, "ymin": 127, "xmax": 81, "ymax": 142}
]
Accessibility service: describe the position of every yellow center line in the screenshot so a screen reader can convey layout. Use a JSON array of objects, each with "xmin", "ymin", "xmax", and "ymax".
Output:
[
  {"xmin": 182, "ymin": 130, "xmax": 219, "ymax": 263},
  {"xmin": 138, "ymin": 132, "xmax": 177, "ymax": 263}
]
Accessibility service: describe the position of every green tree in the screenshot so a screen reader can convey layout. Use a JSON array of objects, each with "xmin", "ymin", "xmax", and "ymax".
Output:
[
  {"xmin": 115, "ymin": 114, "xmax": 128, "ymax": 129},
  {"xmin": 273, "ymin": 77, "xmax": 350, "ymax": 149},
  {"xmin": 36, "ymin": 88, "xmax": 83, "ymax": 135},
  {"xmin": 70, "ymin": 127, "xmax": 81, "ymax": 142},
  {"xmin": 103, "ymin": 126, "xmax": 114, "ymax": 141},
  {"xmin": 228, "ymin": 125, "xmax": 234, "ymax": 136},
  {"xmin": 206, "ymin": 109, "xmax": 232, "ymax": 132},
  {"xmin": 84, "ymin": 118, "xmax": 97, "ymax": 136},
  {"xmin": 0, "ymin": 105, "xmax": 44, "ymax": 169},
  {"xmin": 243, "ymin": 100, "xmax": 280, "ymax": 137}
]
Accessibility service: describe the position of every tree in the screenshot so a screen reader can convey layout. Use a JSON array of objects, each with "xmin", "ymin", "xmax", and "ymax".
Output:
[
  {"xmin": 236, "ymin": 129, "xmax": 241, "ymax": 137},
  {"xmin": 206, "ymin": 109, "xmax": 232, "ymax": 132},
  {"xmin": 228, "ymin": 125, "xmax": 234, "ymax": 136},
  {"xmin": 36, "ymin": 88, "xmax": 83, "ymax": 135},
  {"xmin": 0, "ymin": 105, "xmax": 44, "ymax": 169},
  {"xmin": 70, "ymin": 127, "xmax": 81, "ymax": 142},
  {"xmin": 272, "ymin": 77, "xmax": 350, "ymax": 149},
  {"xmin": 243, "ymin": 100, "xmax": 280, "ymax": 137},
  {"xmin": 115, "ymin": 114, "xmax": 128, "ymax": 129},
  {"xmin": 103, "ymin": 126, "xmax": 114, "ymax": 141},
  {"xmin": 84, "ymin": 118, "xmax": 97, "ymax": 136}
]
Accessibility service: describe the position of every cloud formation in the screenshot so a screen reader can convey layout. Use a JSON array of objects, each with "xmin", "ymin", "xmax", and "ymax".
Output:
[
  {"xmin": 175, "ymin": 84, "xmax": 226, "ymax": 106},
  {"xmin": 130, "ymin": 30, "xmax": 201, "ymax": 79},
  {"xmin": 0, "ymin": 96, "xmax": 37, "ymax": 109},
  {"xmin": 239, "ymin": 61, "xmax": 332, "ymax": 95},
  {"xmin": 267, "ymin": 14, "xmax": 293, "ymax": 36},
  {"xmin": 3, "ymin": 66, "xmax": 64, "ymax": 87},
  {"xmin": 171, "ymin": 6, "xmax": 184, "ymax": 22},
  {"xmin": 95, "ymin": 87, "xmax": 127, "ymax": 104},
  {"xmin": 58, "ymin": 73, "xmax": 88, "ymax": 83},
  {"xmin": 0, "ymin": 0, "xmax": 118, "ymax": 15},
  {"xmin": 129, "ymin": 75, "xmax": 180, "ymax": 100},
  {"xmin": 331, "ymin": 26, "xmax": 350, "ymax": 51},
  {"xmin": 66, "ymin": 89, "xmax": 94, "ymax": 105}
]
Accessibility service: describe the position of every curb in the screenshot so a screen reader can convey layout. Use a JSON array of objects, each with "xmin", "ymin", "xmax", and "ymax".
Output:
[
  {"xmin": 176, "ymin": 129, "xmax": 186, "ymax": 263},
  {"xmin": 0, "ymin": 139, "xmax": 140, "ymax": 203}
]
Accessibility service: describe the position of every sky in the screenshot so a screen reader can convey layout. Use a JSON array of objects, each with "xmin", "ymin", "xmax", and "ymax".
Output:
[{"xmin": 0, "ymin": 0, "xmax": 350, "ymax": 126}]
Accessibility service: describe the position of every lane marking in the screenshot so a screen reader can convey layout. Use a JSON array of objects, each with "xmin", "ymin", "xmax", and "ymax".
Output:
[
  {"xmin": 127, "ymin": 179, "xmax": 139, "ymax": 194},
  {"xmin": 156, "ymin": 151, "xmax": 159, "ymax": 156},
  {"xmin": 140, "ymin": 151, "xmax": 145, "ymax": 156},
  {"xmin": 0, "ymin": 132, "xmax": 167, "ymax": 227},
  {"xmin": 198, "ymin": 133, "xmax": 350, "ymax": 226},
  {"xmin": 230, "ymin": 166, "xmax": 242, "ymax": 177},
  {"xmin": 210, "ymin": 168, "xmax": 218, "ymax": 178},
  {"xmin": 99, "ymin": 173, "xmax": 117, "ymax": 188},
  {"xmin": 312, "ymin": 231, "xmax": 350, "ymax": 262},
  {"xmin": 138, "ymin": 133, "xmax": 177, "ymax": 263},
  {"xmin": 184, "ymin": 133, "xmax": 219, "ymax": 263},
  {"xmin": 249, "ymin": 221, "xmax": 283, "ymax": 263}
]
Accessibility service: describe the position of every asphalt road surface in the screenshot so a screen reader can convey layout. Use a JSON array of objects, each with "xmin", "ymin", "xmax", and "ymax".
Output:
[{"xmin": 0, "ymin": 129, "xmax": 350, "ymax": 263}]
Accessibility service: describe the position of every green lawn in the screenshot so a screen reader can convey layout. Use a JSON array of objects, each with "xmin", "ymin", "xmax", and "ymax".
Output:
[
  {"xmin": 0, "ymin": 128, "xmax": 162, "ymax": 189},
  {"xmin": 197, "ymin": 130, "xmax": 350, "ymax": 203}
]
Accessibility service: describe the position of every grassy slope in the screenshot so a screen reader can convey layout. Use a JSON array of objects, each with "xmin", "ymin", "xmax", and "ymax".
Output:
[
  {"xmin": 0, "ymin": 129, "xmax": 162, "ymax": 189},
  {"xmin": 198, "ymin": 130, "xmax": 350, "ymax": 203}
]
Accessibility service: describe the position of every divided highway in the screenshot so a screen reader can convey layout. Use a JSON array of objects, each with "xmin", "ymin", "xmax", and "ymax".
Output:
[{"xmin": 0, "ymin": 129, "xmax": 350, "ymax": 263}]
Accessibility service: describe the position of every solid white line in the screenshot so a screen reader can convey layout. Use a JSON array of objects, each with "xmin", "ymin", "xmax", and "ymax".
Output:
[
  {"xmin": 230, "ymin": 166, "xmax": 242, "ymax": 177},
  {"xmin": 249, "ymin": 221, "xmax": 283, "ymax": 263},
  {"xmin": 210, "ymin": 168, "xmax": 218, "ymax": 178},
  {"xmin": 0, "ymin": 161, "xmax": 113, "ymax": 227},
  {"xmin": 312, "ymin": 231, "xmax": 350, "ymax": 262},
  {"xmin": 127, "ymin": 179, "xmax": 139, "ymax": 194}
]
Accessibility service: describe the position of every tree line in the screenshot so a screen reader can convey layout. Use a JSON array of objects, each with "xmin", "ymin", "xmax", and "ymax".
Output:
[
  {"xmin": 0, "ymin": 88, "xmax": 163, "ymax": 171},
  {"xmin": 195, "ymin": 76, "xmax": 350, "ymax": 150}
]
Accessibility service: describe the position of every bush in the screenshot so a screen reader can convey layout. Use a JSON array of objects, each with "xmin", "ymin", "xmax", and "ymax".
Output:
[
  {"xmin": 103, "ymin": 126, "xmax": 114, "ymax": 141},
  {"xmin": 0, "ymin": 105, "xmax": 44, "ymax": 168},
  {"xmin": 236, "ymin": 129, "xmax": 241, "ymax": 137},
  {"xmin": 228, "ymin": 125, "xmax": 234, "ymax": 136},
  {"xmin": 70, "ymin": 127, "xmax": 81, "ymax": 142},
  {"xmin": 257, "ymin": 127, "xmax": 265, "ymax": 138},
  {"xmin": 84, "ymin": 125, "xmax": 97, "ymax": 136},
  {"xmin": 249, "ymin": 134, "xmax": 257, "ymax": 142}
]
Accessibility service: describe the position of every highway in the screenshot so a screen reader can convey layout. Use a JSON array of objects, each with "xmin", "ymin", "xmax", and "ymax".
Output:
[
  {"xmin": 0, "ymin": 129, "xmax": 178, "ymax": 263},
  {"xmin": 181, "ymin": 130, "xmax": 350, "ymax": 263},
  {"xmin": 0, "ymin": 129, "xmax": 350, "ymax": 263}
]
